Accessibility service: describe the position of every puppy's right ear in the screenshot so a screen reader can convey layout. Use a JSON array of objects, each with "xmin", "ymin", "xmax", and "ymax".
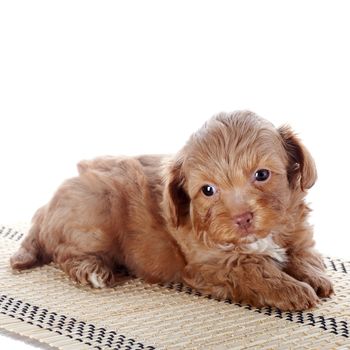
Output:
[{"xmin": 164, "ymin": 157, "xmax": 190, "ymax": 228}]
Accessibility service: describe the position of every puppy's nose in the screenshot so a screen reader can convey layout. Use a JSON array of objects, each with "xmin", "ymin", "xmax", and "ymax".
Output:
[{"xmin": 233, "ymin": 212, "xmax": 253, "ymax": 229}]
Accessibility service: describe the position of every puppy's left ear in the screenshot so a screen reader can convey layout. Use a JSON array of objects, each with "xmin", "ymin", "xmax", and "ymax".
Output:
[
  {"xmin": 163, "ymin": 157, "xmax": 190, "ymax": 228},
  {"xmin": 278, "ymin": 125, "xmax": 317, "ymax": 190}
]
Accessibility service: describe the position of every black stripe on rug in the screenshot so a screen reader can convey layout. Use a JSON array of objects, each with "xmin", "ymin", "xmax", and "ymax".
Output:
[
  {"xmin": 163, "ymin": 282, "xmax": 349, "ymax": 339},
  {"xmin": 324, "ymin": 256, "xmax": 349, "ymax": 274},
  {"xmin": 0, "ymin": 226, "xmax": 24, "ymax": 241},
  {"xmin": 0, "ymin": 294, "xmax": 156, "ymax": 350}
]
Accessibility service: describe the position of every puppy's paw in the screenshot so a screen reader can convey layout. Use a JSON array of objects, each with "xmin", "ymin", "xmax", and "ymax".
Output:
[
  {"xmin": 271, "ymin": 281, "xmax": 320, "ymax": 311},
  {"xmin": 87, "ymin": 271, "xmax": 109, "ymax": 288},
  {"xmin": 61, "ymin": 256, "xmax": 117, "ymax": 288},
  {"xmin": 301, "ymin": 273, "xmax": 334, "ymax": 298}
]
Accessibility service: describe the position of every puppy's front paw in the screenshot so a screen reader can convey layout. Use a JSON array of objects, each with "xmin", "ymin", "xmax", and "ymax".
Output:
[
  {"xmin": 271, "ymin": 281, "xmax": 320, "ymax": 311},
  {"xmin": 301, "ymin": 273, "xmax": 334, "ymax": 298}
]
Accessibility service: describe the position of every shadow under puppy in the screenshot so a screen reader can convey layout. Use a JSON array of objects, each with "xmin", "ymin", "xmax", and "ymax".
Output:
[{"xmin": 10, "ymin": 110, "xmax": 333, "ymax": 311}]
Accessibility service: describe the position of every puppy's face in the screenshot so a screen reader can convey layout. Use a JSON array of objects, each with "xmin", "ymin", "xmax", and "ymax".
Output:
[{"xmin": 165, "ymin": 111, "xmax": 317, "ymax": 246}]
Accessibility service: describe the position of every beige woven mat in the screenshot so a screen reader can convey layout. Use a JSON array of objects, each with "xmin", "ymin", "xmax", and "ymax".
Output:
[{"xmin": 0, "ymin": 224, "xmax": 349, "ymax": 350}]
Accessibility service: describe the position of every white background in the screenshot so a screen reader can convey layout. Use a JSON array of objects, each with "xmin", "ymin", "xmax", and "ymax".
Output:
[{"xmin": 0, "ymin": 1, "xmax": 349, "ymax": 348}]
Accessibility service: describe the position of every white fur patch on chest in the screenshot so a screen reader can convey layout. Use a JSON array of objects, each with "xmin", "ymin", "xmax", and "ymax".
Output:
[
  {"xmin": 242, "ymin": 234, "xmax": 287, "ymax": 263},
  {"xmin": 189, "ymin": 232, "xmax": 287, "ymax": 265}
]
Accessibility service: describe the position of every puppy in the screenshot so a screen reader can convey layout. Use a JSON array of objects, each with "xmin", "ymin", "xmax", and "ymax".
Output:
[{"xmin": 10, "ymin": 110, "xmax": 333, "ymax": 311}]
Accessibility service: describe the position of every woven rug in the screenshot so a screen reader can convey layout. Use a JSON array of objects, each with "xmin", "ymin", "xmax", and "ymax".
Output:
[{"xmin": 0, "ymin": 224, "xmax": 349, "ymax": 350}]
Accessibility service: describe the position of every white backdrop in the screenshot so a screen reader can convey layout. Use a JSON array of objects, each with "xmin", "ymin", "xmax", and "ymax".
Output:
[{"xmin": 1, "ymin": 0, "xmax": 349, "ymax": 263}]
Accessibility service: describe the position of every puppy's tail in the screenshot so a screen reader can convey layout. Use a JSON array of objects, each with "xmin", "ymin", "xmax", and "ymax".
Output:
[{"xmin": 10, "ymin": 207, "xmax": 47, "ymax": 270}]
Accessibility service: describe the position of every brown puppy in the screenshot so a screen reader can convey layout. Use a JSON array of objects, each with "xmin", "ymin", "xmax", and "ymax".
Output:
[{"xmin": 10, "ymin": 111, "xmax": 333, "ymax": 310}]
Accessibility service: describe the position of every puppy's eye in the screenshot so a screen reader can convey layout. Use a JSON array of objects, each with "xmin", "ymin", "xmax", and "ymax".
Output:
[
  {"xmin": 254, "ymin": 169, "xmax": 270, "ymax": 182},
  {"xmin": 201, "ymin": 185, "xmax": 216, "ymax": 196}
]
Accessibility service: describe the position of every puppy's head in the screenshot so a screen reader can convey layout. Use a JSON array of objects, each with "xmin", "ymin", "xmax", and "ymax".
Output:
[{"xmin": 164, "ymin": 110, "xmax": 316, "ymax": 246}]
